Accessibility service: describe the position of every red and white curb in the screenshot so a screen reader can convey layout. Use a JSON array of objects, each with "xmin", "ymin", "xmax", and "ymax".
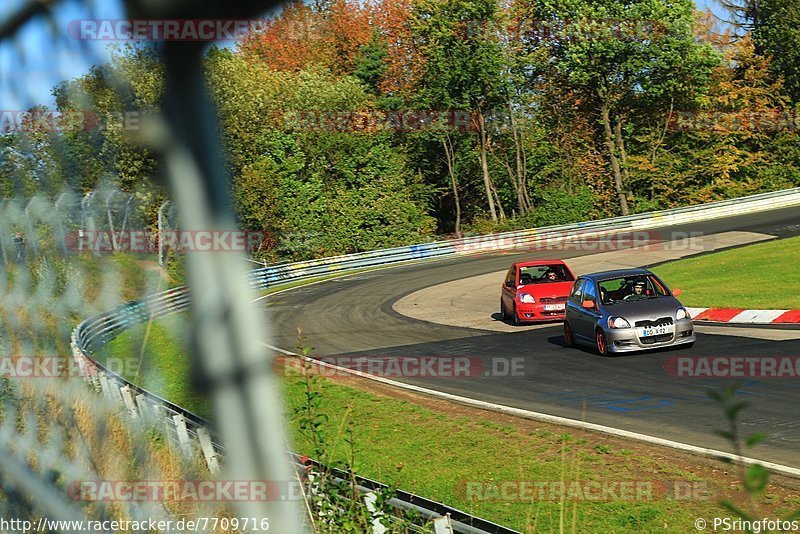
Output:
[{"xmin": 687, "ymin": 307, "xmax": 800, "ymax": 324}]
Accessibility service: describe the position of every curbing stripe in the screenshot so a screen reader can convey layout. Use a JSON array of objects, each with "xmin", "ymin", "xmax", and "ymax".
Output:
[
  {"xmin": 695, "ymin": 308, "xmax": 745, "ymax": 321},
  {"xmin": 729, "ymin": 309, "xmax": 788, "ymax": 323},
  {"xmin": 775, "ymin": 310, "xmax": 800, "ymax": 323},
  {"xmin": 693, "ymin": 307, "xmax": 800, "ymax": 324},
  {"xmin": 686, "ymin": 307, "xmax": 708, "ymax": 319},
  {"xmin": 263, "ymin": 342, "xmax": 800, "ymax": 479}
]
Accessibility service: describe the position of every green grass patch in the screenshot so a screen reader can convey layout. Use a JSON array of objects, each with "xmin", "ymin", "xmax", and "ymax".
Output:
[
  {"xmin": 98, "ymin": 319, "xmax": 800, "ymax": 532},
  {"xmin": 98, "ymin": 314, "xmax": 210, "ymax": 418},
  {"xmin": 652, "ymin": 236, "xmax": 800, "ymax": 308},
  {"xmin": 279, "ymin": 372, "xmax": 797, "ymax": 532}
]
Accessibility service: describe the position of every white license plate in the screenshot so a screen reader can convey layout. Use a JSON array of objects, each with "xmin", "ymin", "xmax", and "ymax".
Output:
[
  {"xmin": 544, "ymin": 303, "xmax": 565, "ymax": 311},
  {"xmin": 639, "ymin": 325, "xmax": 673, "ymax": 337}
]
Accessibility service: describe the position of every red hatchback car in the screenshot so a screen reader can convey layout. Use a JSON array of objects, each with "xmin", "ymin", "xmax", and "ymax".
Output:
[{"xmin": 500, "ymin": 260, "xmax": 576, "ymax": 325}]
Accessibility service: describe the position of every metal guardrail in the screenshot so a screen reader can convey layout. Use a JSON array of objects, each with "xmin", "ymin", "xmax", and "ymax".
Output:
[
  {"xmin": 70, "ymin": 293, "xmax": 517, "ymax": 533},
  {"xmin": 245, "ymin": 187, "xmax": 800, "ymax": 291},
  {"xmin": 70, "ymin": 187, "xmax": 800, "ymax": 533}
]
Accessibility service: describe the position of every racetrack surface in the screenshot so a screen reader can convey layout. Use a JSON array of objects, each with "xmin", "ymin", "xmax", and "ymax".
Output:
[{"xmin": 264, "ymin": 206, "xmax": 800, "ymax": 467}]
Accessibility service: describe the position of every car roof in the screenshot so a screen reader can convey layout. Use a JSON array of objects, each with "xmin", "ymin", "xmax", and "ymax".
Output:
[
  {"xmin": 579, "ymin": 268, "xmax": 653, "ymax": 281},
  {"xmin": 514, "ymin": 259, "xmax": 567, "ymax": 268}
]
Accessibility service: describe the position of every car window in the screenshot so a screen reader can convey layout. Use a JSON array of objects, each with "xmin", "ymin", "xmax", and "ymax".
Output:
[
  {"xmin": 583, "ymin": 280, "xmax": 597, "ymax": 303},
  {"xmin": 505, "ymin": 267, "xmax": 515, "ymax": 286},
  {"xmin": 569, "ymin": 279, "xmax": 586, "ymax": 302},
  {"xmin": 520, "ymin": 264, "xmax": 575, "ymax": 283},
  {"xmin": 599, "ymin": 274, "xmax": 670, "ymax": 302}
]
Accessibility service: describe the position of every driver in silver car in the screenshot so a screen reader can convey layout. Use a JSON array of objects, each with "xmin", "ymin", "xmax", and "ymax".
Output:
[{"xmin": 624, "ymin": 280, "xmax": 647, "ymax": 301}]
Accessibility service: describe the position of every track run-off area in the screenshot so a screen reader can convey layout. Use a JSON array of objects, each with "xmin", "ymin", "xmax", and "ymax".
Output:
[{"xmin": 262, "ymin": 205, "xmax": 800, "ymax": 469}]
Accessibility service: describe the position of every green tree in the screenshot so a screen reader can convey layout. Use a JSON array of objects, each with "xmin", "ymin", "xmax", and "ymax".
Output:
[
  {"xmin": 409, "ymin": 0, "xmax": 511, "ymax": 222},
  {"xmin": 754, "ymin": 0, "xmax": 800, "ymax": 103},
  {"xmin": 522, "ymin": 0, "xmax": 719, "ymax": 214}
]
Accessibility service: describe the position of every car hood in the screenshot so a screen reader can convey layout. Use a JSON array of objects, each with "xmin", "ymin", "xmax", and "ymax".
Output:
[
  {"xmin": 519, "ymin": 281, "xmax": 574, "ymax": 297},
  {"xmin": 604, "ymin": 297, "xmax": 684, "ymax": 320}
]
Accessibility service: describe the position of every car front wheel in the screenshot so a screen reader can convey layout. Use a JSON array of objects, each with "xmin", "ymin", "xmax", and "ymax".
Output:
[{"xmin": 596, "ymin": 329, "xmax": 608, "ymax": 356}]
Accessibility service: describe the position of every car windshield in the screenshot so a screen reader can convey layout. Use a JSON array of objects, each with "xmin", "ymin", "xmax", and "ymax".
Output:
[
  {"xmin": 519, "ymin": 264, "xmax": 574, "ymax": 284},
  {"xmin": 598, "ymin": 274, "xmax": 670, "ymax": 303}
]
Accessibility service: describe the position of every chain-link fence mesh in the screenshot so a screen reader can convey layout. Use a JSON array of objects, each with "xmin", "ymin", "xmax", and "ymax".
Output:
[{"xmin": 0, "ymin": 0, "xmax": 306, "ymax": 531}]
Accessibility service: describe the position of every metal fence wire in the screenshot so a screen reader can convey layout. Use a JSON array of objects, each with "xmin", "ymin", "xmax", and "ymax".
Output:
[
  {"xmin": 0, "ymin": 0, "xmax": 309, "ymax": 531},
  {"xmin": 6, "ymin": 1, "xmax": 799, "ymax": 533}
]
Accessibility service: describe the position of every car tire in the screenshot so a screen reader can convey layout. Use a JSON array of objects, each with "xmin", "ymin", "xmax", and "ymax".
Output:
[
  {"xmin": 596, "ymin": 329, "xmax": 608, "ymax": 356},
  {"xmin": 563, "ymin": 322, "xmax": 575, "ymax": 348},
  {"xmin": 512, "ymin": 304, "xmax": 521, "ymax": 326},
  {"xmin": 500, "ymin": 300, "xmax": 509, "ymax": 320}
]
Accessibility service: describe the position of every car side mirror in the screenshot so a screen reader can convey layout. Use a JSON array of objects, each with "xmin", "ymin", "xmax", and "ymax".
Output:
[
  {"xmin": 672, "ymin": 288, "xmax": 682, "ymax": 296},
  {"xmin": 505, "ymin": 280, "xmax": 515, "ymax": 288},
  {"xmin": 581, "ymin": 299, "xmax": 595, "ymax": 309}
]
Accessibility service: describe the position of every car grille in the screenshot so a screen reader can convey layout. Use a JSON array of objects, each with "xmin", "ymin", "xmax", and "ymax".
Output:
[
  {"xmin": 634, "ymin": 317, "xmax": 674, "ymax": 328},
  {"xmin": 640, "ymin": 333, "xmax": 673, "ymax": 344},
  {"xmin": 540, "ymin": 297, "xmax": 568, "ymax": 303}
]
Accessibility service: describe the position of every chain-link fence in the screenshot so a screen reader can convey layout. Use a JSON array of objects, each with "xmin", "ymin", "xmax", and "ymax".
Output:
[{"xmin": 0, "ymin": 0, "xmax": 307, "ymax": 531}]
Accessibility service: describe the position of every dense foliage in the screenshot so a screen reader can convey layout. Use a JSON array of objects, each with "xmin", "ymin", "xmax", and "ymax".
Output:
[{"xmin": 2, "ymin": 0, "xmax": 799, "ymax": 262}]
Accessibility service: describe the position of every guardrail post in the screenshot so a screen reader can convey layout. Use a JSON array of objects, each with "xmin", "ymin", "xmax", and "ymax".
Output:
[
  {"xmin": 98, "ymin": 373, "xmax": 112, "ymax": 399},
  {"xmin": 363, "ymin": 492, "xmax": 387, "ymax": 534},
  {"xmin": 196, "ymin": 427, "xmax": 220, "ymax": 474},
  {"xmin": 119, "ymin": 385, "xmax": 138, "ymax": 419},
  {"xmin": 107, "ymin": 378, "xmax": 124, "ymax": 405},
  {"xmin": 432, "ymin": 515, "xmax": 454, "ymax": 533},
  {"xmin": 172, "ymin": 413, "xmax": 193, "ymax": 457},
  {"xmin": 135, "ymin": 394, "xmax": 154, "ymax": 422}
]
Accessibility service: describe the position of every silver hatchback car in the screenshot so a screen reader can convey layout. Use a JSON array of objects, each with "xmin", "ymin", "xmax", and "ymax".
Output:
[{"xmin": 563, "ymin": 268, "xmax": 695, "ymax": 355}]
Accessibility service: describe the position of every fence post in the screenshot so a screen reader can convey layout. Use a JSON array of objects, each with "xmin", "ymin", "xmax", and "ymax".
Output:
[
  {"xmin": 196, "ymin": 427, "xmax": 220, "ymax": 474},
  {"xmin": 135, "ymin": 394, "xmax": 154, "ymax": 422},
  {"xmin": 172, "ymin": 413, "xmax": 193, "ymax": 456},
  {"xmin": 363, "ymin": 492, "xmax": 387, "ymax": 534},
  {"xmin": 119, "ymin": 385, "xmax": 138, "ymax": 419},
  {"xmin": 433, "ymin": 515, "xmax": 454, "ymax": 533}
]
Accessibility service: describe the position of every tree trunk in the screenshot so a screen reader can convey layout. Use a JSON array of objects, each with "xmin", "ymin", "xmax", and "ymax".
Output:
[
  {"xmin": 477, "ymin": 111, "xmax": 498, "ymax": 221},
  {"xmin": 443, "ymin": 135, "xmax": 461, "ymax": 236},
  {"xmin": 508, "ymin": 102, "xmax": 530, "ymax": 216},
  {"xmin": 601, "ymin": 101, "xmax": 629, "ymax": 215},
  {"xmin": 614, "ymin": 118, "xmax": 631, "ymax": 189}
]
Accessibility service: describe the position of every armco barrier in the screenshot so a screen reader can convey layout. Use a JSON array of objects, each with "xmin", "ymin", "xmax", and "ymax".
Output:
[
  {"xmin": 70, "ymin": 188, "xmax": 800, "ymax": 533},
  {"xmin": 245, "ymin": 187, "xmax": 800, "ymax": 291}
]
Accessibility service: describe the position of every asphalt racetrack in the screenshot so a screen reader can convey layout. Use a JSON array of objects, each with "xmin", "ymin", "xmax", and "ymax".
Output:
[{"xmin": 264, "ymin": 206, "xmax": 800, "ymax": 467}]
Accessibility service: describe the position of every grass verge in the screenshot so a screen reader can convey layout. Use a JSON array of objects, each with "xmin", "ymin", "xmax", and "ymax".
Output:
[
  {"xmin": 651, "ymin": 235, "xmax": 800, "ymax": 309},
  {"xmin": 98, "ymin": 321, "xmax": 800, "ymax": 532}
]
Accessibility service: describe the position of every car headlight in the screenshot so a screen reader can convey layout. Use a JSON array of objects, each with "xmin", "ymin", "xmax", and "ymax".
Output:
[
  {"xmin": 608, "ymin": 316, "xmax": 630, "ymax": 329},
  {"xmin": 676, "ymin": 307, "xmax": 689, "ymax": 320},
  {"xmin": 519, "ymin": 293, "xmax": 535, "ymax": 303}
]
